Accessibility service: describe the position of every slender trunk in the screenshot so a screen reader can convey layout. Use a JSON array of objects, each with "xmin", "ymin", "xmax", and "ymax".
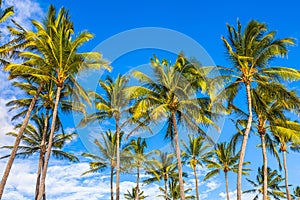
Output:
[
  {"xmin": 283, "ymin": 151, "xmax": 291, "ymax": 200},
  {"xmin": 237, "ymin": 83, "xmax": 252, "ymax": 200},
  {"xmin": 135, "ymin": 165, "xmax": 140, "ymax": 200},
  {"xmin": 171, "ymin": 112, "xmax": 185, "ymax": 200},
  {"xmin": 115, "ymin": 117, "xmax": 121, "ymax": 200},
  {"xmin": 43, "ymin": 183, "xmax": 46, "ymax": 200},
  {"xmin": 35, "ymin": 108, "xmax": 49, "ymax": 200},
  {"xmin": 260, "ymin": 133, "xmax": 268, "ymax": 200},
  {"xmin": 225, "ymin": 171, "xmax": 229, "ymax": 200},
  {"xmin": 35, "ymin": 152, "xmax": 44, "ymax": 200},
  {"xmin": 37, "ymin": 86, "xmax": 62, "ymax": 200},
  {"xmin": 110, "ymin": 166, "xmax": 114, "ymax": 200},
  {"xmin": 0, "ymin": 82, "xmax": 43, "ymax": 199},
  {"xmin": 164, "ymin": 178, "xmax": 168, "ymax": 200},
  {"xmin": 193, "ymin": 165, "xmax": 199, "ymax": 200}
]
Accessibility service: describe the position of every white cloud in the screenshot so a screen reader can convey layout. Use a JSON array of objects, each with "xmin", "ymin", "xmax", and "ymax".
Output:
[
  {"xmin": 219, "ymin": 189, "xmax": 257, "ymax": 200},
  {"xmin": 3, "ymin": 0, "xmax": 44, "ymax": 30},
  {"xmin": 0, "ymin": 158, "xmax": 165, "ymax": 200},
  {"xmin": 206, "ymin": 181, "xmax": 220, "ymax": 192}
]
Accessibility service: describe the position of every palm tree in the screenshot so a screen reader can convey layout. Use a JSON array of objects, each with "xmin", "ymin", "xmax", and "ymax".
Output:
[
  {"xmin": 158, "ymin": 177, "xmax": 195, "ymax": 200},
  {"xmin": 217, "ymin": 19, "xmax": 299, "ymax": 200},
  {"xmin": 5, "ymin": 76, "xmax": 85, "ymax": 199},
  {"xmin": 126, "ymin": 137, "xmax": 156, "ymax": 200},
  {"xmin": 181, "ymin": 135, "xmax": 211, "ymax": 200},
  {"xmin": 250, "ymin": 82, "xmax": 300, "ymax": 200},
  {"xmin": 244, "ymin": 166, "xmax": 287, "ymax": 200},
  {"xmin": 204, "ymin": 142, "xmax": 250, "ymax": 200},
  {"xmin": 124, "ymin": 187, "xmax": 148, "ymax": 200},
  {"xmin": 271, "ymin": 120, "xmax": 300, "ymax": 200},
  {"xmin": 79, "ymin": 74, "xmax": 139, "ymax": 200},
  {"xmin": 131, "ymin": 55, "xmax": 216, "ymax": 200},
  {"xmin": 12, "ymin": 6, "xmax": 110, "ymax": 200},
  {"xmin": 81, "ymin": 130, "xmax": 124, "ymax": 200},
  {"xmin": 144, "ymin": 150, "xmax": 178, "ymax": 200},
  {"xmin": 0, "ymin": 42, "xmax": 48, "ymax": 199},
  {"xmin": 1, "ymin": 114, "xmax": 78, "ymax": 199}
]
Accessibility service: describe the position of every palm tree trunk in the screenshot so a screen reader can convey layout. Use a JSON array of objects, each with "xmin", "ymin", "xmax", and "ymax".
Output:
[
  {"xmin": 0, "ymin": 82, "xmax": 43, "ymax": 199},
  {"xmin": 115, "ymin": 117, "xmax": 121, "ymax": 200},
  {"xmin": 35, "ymin": 108, "xmax": 49, "ymax": 200},
  {"xmin": 283, "ymin": 151, "xmax": 291, "ymax": 200},
  {"xmin": 237, "ymin": 83, "xmax": 252, "ymax": 200},
  {"xmin": 43, "ymin": 183, "xmax": 46, "ymax": 200},
  {"xmin": 37, "ymin": 86, "xmax": 62, "ymax": 200},
  {"xmin": 193, "ymin": 165, "xmax": 200, "ymax": 200},
  {"xmin": 135, "ymin": 165, "xmax": 140, "ymax": 200},
  {"xmin": 260, "ymin": 133, "xmax": 268, "ymax": 200},
  {"xmin": 164, "ymin": 178, "xmax": 168, "ymax": 200},
  {"xmin": 110, "ymin": 166, "xmax": 114, "ymax": 200},
  {"xmin": 171, "ymin": 111, "xmax": 185, "ymax": 200},
  {"xmin": 225, "ymin": 171, "xmax": 229, "ymax": 200}
]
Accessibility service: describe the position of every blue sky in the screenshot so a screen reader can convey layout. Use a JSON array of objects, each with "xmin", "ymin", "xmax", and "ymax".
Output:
[{"xmin": 0, "ymin": 0, "xmax": 300, "ymax": 199}]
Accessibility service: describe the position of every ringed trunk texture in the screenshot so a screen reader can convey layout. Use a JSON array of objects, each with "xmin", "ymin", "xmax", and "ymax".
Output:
[
  {"xmin": 0, "ymin": 82, "xmax": 43, "ymax": 199},
  {"xmin": 237, "ymin": 83, "xmax": 252, "ymax": 200},
  {"xmin": 193, "ymin": 165, "xmax": 200, "ymax": 200},
  {"xmin": 37, "ymin": 86, "xmax": 62, "ymax": 200},
  {"xmin": 115, "ymin": 117, "xmax": 121, "ymax": 200},
  {"xmin": 283, "ymin": 151, "xmax": 291, "ymax": 200},
  {"xmin": 171, "ymin": 112, "xmax": 185, "ymax": 200},
  {"xmin": 110, "ymin": 166, "xmax": 114, "ymax": 200},
  {"xmin": 35, "ymin": 108, "xmax": 49, "ymax": 200},
  {"xmin": 225, "ymin": 172, "xmax": 229, "ymax": 200},
  {"xmin": 135, "ymin": 165, "xmax": 140, "ymax": 200},
  {"xmin": 260, "ymin": 133, "xmax": 268, "ymax": 200}
]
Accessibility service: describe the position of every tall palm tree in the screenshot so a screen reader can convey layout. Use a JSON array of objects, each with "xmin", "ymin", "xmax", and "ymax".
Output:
[
  {"xmin": 1, "ymin": 114, "xmax": 78, "ymax": 199},
  {"xmin": 181, "ymin": 135, "xmax": 211, "ymax": 200},
  {"xmin": 271, "ymin": 120, "xmax": 300, "ymax": 200},
  {"xmin": 244, "ymin": 166, "xmax": 287, "ymax": 200},
  {"xmin": 126, "ymin": 137, "xmax": 156, "ymax": 200},
  {"xmin": 124, "ymin": 187, "xmax": 148, "ymax": 200},
  {"xmin": 11, "ymin": 6, "xmax": 110, "ymax": 200},
  {"xmin": 217, "ymin": 19, "xmax": 299, "ymax": 200},
  {"xmin": 131, "ymin": 55, "xmax": 216, "ymax": 200},
  {"xmin": 250, "ymin": 82, "xmax": 300, "ymax": 200},
  {"xmin": 81, "ymin": 130, "xmax": 124, "ymax": 200},
  {"xmin": 144, "ymin": 150, "xmax": 178, "ymax": 200},
  {"xmin": 79, "ymin": 74, "xmax": 136, "ymax": 200},
  {"xmin": 204, "ymin": 142, "xmax": 250, "ymax": 200},
  {"xmin": 5, "ymin": 76, "xmax": 85, "ymax": 199},
  {"xmin": 0, "ymin": 37, "xmax": 49, "ymax": 200}
]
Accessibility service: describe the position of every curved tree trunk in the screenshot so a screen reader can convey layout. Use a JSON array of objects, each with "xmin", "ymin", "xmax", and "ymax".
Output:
[
  {"xmin": 237, "ymin": 83, "xmax": 252, "ymax": 200},
  {"xmin": 135, "ymin": 165, "xmax": 140, "ymax": 200},
  {"xmin": 115, "ymin": 117, "xmax": 121, "ymax": 200},
  {"xmin": 164, "ymin": 178, "xmax": 168, "ymax": 200},
  {"xmin": 37, "ymin": 86, "xmax": 62, "ymax": 200},
  {"xmin": 283, "ymin": 151, "xmax": 291, "ymax": 200},
  {"xmin": 171, "ymin": 112, "xmax": 185, "ymax": 200},
  {"xmin": 35, "ymin": 108, "xmax": 49, "ymax": 200},
  {"xmin": 110, "ymin": 166, "xmax": 114, "ymax": 200},
  {"xmin": 193, "ymin": 165, "xmax": 199, "ymax": 200},
  {"xmin": 225, "ymin": 171, "xmax": 229, "ymax": 200},
  {"xmin": 260, "ymin": 133, "xmax": 268, "ymax": 200},
  {"xmin": 0, "ymin": 82, "xmax": 43, "ymax": 199}
]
